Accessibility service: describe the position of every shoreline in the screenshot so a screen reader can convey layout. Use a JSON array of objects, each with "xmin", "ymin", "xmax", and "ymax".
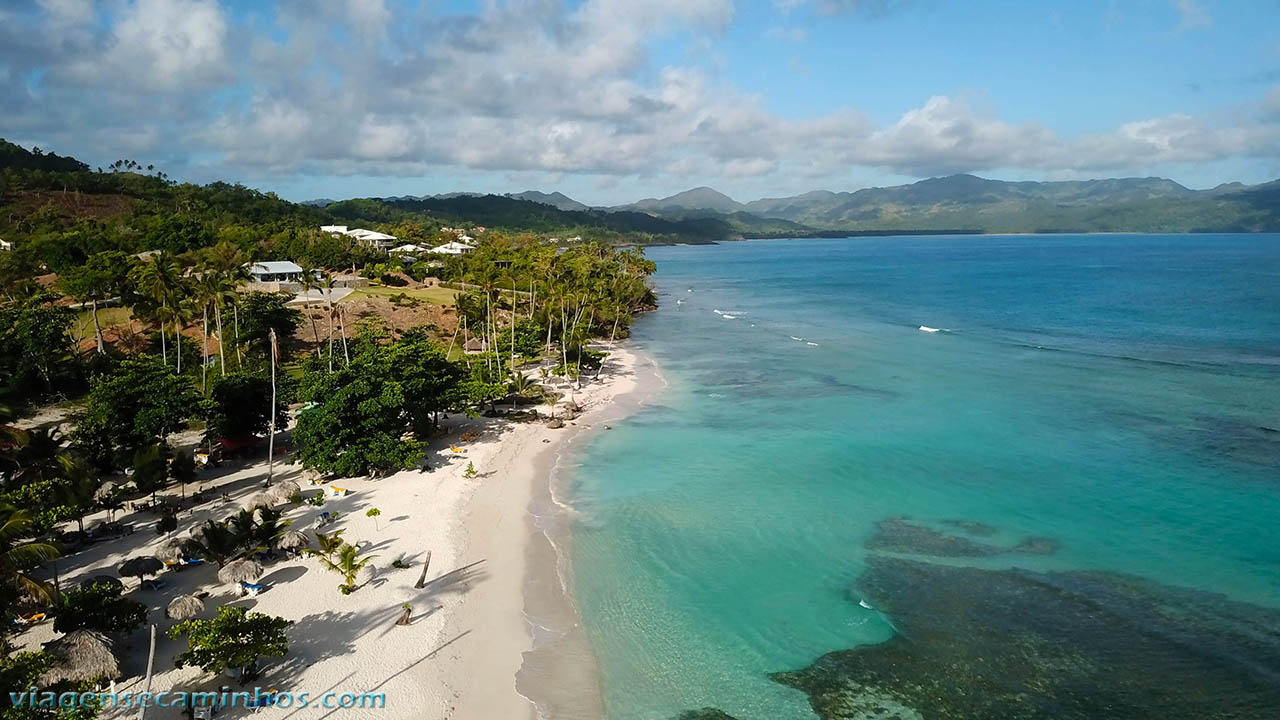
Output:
[{"xmin": 516, "ymin": 345, "xmax": 667, "ymax": 720}]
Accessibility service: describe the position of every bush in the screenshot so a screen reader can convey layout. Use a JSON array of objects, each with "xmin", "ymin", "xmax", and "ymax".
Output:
[
  {"xmin": 156, "ymin": 514, "xmax": 177, "ymax": 534},
  {"xmin": 54, "ymin": 582, "xmax": 148, "ymax": 634},
  {"xmin": 307, "ymin": 492, "xmax": 325, "ymax": 507}
]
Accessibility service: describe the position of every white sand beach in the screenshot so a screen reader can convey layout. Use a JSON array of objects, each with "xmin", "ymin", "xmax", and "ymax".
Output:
[{"xmin": 15, "ymin": 345, "xmax": 647, "ymax": 720}]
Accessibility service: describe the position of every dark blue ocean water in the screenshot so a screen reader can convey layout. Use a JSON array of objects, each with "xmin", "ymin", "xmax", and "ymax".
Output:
[{"xmin": 568, "ymin": 234, "xmax": 1280, "ymax": 719}]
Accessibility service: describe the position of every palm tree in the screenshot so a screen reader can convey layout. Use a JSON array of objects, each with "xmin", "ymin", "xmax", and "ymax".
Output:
[
  {"xmin": 193, "ymin": 273, "xmax": 218, "ymax": 391},
  {"xmin": 306, "ymin": 541, "xmax": 375, "ymax": 594},
  {"xmin": 201, "ymin": 242, "xmax": 250, "ymax": 368},
  {"xmin": 183, "ymin": 520, "xmax": 251, "ymax": 567},
  {"xmin": 311, "ymin": 529, "xmax": 346, "ymax": 560},
  {"xmin": 296, "ymin": 263, "xmax": 322, "ymax": 357},
  {"xmin": 130, "ymin": 252, "xmax": 186, "ymax": 367},
  {"xmin": 0, "ymin": 503, "xmax": 61, "ymax": 602},
  {"xmin": 321, "ymin": 272, "xmax": 338, "ymax": 371},
  {"xmin": 53, "ymin": 458, "xmax": 101, "ymax": 534}
]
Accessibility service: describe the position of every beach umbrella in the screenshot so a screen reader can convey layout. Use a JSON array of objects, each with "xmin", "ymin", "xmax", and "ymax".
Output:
[
  {"xmin": 276, "ymin": 530, "xmax": 309, "ymax": 551},
  {"xmin": 243, "ymin": 492, "xmax": 274, "ymax": 510},
  {"xmin": 217, "ymin": 559, "xmax": 263, "ymax": 585},
  {"xmin": 156, "ymin": 539, "xmax": 185, "ymax": 564},
  {"xmin": 118, "ymin": 556, "xmax": 163, "ymax": 581},
  {"xmin": 78, "ymin": 575, "xmax": 123, "ymax": 592},
  {"xmin": 268, "ymin": 481, "xmax": 300, "ymax": 504},
  {"xmin": 166, "ymin": 594, "xmax": 205, "ymax": 620},
  {"xmin": 39, "ymin": 630, "xmax": 120, "ymax": 684}
]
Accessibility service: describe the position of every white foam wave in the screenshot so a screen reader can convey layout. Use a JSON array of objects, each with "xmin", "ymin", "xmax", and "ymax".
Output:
[{"xmin": 919, "ymin": 325, "xmax": 940, "ymax": 333}]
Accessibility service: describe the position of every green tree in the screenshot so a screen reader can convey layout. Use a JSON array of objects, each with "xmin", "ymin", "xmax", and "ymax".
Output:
[
  {"xmin": 0, "ymin": 292, "xmax": 78, "ymax": 404},
  {"xmin": 130, "ymin": 444, "xmax": 168, "ymax": 504},
  {"xmin": 129, "ymin": 252, "xmax": 187, "ymax": 367},
  {"xmin": 181, "ymin": 520, "xmax": 249, "ymax": 567},
  {"xmin": 169, "ymin": 449, "xmax": 197, "ymax": 498},
  {"xmin": 293, "ymin": 331, "xmax": 424, "ymax": 477},
  {"xmin": 53, "ymin": 581, "xmax": 147, "ymax": 634},
  {"xmin": 204, "ymin": 372, "xmax": 287, "ymax": 441},
  {"xmin": 0, "ymin": 504, "xmax": 60, "ymax": 603},
  {"xmin": 365, "ymin": 507, "xmax": 381, "ymax": 531},
  {"xmin": 226, "ymin": 292, "xmax": 300, "ymax": 366},
  {"xmin": 51, "ymin": 457, "xmax": 102, "ymax": 534},
  {"xmin": 0, "ymin": 650, "xmax": 100, "ymax": 720},
  {"xmin": 58, "ymin": 251, "xmax": 133, "ymax": 354},
  {"xmin": 168, "ymin": 606, "xmax": 292, "ymax": 678},
  {"xmin": 71, "ymin": 356, "xmax": 198, "ymax": 468}
]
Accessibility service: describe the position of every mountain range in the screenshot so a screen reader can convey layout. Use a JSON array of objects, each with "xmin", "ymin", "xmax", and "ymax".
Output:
[{"xmin": 533, "ymin": 174, "xmax": 1280, "ymax": 235}]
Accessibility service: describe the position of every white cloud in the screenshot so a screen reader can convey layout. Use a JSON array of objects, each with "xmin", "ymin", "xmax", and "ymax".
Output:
[
  {"xmin": 60, "ymin": 0, "xmax": 231, "ymax": 91},
  {"xmin": 1173, "ymin": 0, "xmax": 1211, "ymax": 32},
  {"xmin": 1, "ymin": 0, "xmax": 1277, "ymax": 194}
]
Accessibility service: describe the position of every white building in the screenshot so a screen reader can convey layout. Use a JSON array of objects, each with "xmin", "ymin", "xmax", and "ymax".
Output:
[
  {"xmin": 0, "ymin": 238, "xmax": 11, "ymax": 252},
  {"xmin": 249, "ymin": 261, "xmax": 308, "ymax": 283},
  {"xmin": 317, "ymin": 225, "xmax": 397, "ymax": 251},
  {"xmin": 430, "ymin": 241, "xmax": 476, "ymax": 255},
  {"xmin": 391, "ymin": 243, "xmax": 430, "ymax": 255},
  {"xmin": 346, "ymin": 229, "xmax": 397, "ymax": 251}
]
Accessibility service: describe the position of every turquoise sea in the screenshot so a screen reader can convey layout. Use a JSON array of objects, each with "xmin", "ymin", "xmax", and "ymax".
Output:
[{"xmin": 566, "ymin": 234, "xmax": 1280, "ymax": 720}]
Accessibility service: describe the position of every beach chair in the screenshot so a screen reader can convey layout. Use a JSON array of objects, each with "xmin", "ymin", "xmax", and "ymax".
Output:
[
  {"xmin": 248, "ymin": 689, "xmax": 279, "ymax": 713},
  {"xmin": 13, "ymin": 612, "xmax": 46, "ymax": 626},
  {"xmin": 240, "ymin": 581, "xmax": 265, "ymax": 597},
  {"xmin": 140, "ymin": 579, "xmax": 169, "ymax": 592},
  {"xmin": 449, "ymin": 445, "xmax": 465, "ymax": 453},
  {"xmin": 327, "ymin": 486, "xmax": 349, "ymax": 497}
]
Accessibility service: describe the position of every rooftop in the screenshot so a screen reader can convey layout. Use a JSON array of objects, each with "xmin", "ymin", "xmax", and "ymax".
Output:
[{"xmin": 250, "ymin": 261, "xmax": 304, "ymax": 274}]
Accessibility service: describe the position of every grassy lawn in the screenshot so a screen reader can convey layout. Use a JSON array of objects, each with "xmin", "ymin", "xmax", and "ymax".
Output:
[
  {"xmin": 341, "ymin": 285, "xmax": 459, "ymax": 305},
  {"xmin": 72, "ymin": 306, "xmax": 132, "ymax": 343}
]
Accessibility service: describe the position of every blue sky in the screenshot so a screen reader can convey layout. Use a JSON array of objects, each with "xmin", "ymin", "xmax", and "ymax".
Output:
[{"xmin": 3, "ymin": 0, "xmax": 1279, "ymax": 204}]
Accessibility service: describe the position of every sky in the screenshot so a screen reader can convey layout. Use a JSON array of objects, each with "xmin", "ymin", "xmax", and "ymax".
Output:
[{"xmin": 2, "ymin": 0, "xmax": 1279, "ymax": 205}]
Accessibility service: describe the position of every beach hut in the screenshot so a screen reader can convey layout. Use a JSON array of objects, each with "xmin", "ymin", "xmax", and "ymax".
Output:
[
  {"xmin": 243, "ymin": 492, "xmax": 274, "ymax": 509},
  {"xmin": 78, "ymin": 575, "xmax": 123, "ymax": 592},
  {"xmin": 156, "ymin": 539, "xmax": 185, "ymax": 564},
  {"xmin": 166, "ymin": 594, "xmax": 205, "ymax": 620},
  {"xmin": 118, "ymin": 556, "xmax": 163, "ymax": 583},
  {"xmin": 93, "ymin": 481, "xmax": 118, "ymax": 502},
  {"xmin": 40, "ymin": 630, "xmax": 120, "ymax": 684},
  {"xmin": 267, "ymin": 481, "xmax": 299, "ymax": 505},
  {"xmin": 217, "ymin": 559, "xmax": 263, "ymax": 586},
  {"xmin": 276, "ymin": 530, "xmax": 309, "ymax": 552}
]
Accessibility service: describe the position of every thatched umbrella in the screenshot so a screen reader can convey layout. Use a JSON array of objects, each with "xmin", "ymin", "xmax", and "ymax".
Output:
[
  {"xmin": 156, "ymin": 539, "xmax": 185, "ymax": 564},
  {"xmin": 92, "ymin": 480, "xmax": 118, "ymax": 502},
  {"xmin": 217, "ymin": 559, "xmax": 263, "ymax": 585},
  {"xmin": 40, "ymin": 630, "xmax": 120, "ymax": 684},
  {"xmin": 118, "ymin": 556, "xmax": 163, "ymax": 582},
  {"xmin": 243, "ymin": 492, "xmax": 274, "ymax": 509},
  {"xmin": 276, "ymin": 530, "xmax": 309, "ymax": 551},
  {"xmin": 267, "ymin": 481, "xmax": 300, "ymax": 505},
  {"xmin": 166, "ymin": 594, "xmax": 205, "ymax": 620},
  {"xmin": 78, "ymin": 575, "xmax": 123, "ymax": 592}
]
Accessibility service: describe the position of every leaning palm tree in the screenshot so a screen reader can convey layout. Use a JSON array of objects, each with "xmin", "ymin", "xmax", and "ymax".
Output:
[
  {"xmin": 296, "ymin": 263, "xmax": 322, "ymax": 356},
  {"xmin": 0, "ymin": 503, "xmax": 60, "ymax": 602}
]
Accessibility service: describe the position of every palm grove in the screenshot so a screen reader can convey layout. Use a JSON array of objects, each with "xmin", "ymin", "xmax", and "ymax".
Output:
[{"xmin": 0, "ymin": 140, "xmax": 655, "ymax": 714}]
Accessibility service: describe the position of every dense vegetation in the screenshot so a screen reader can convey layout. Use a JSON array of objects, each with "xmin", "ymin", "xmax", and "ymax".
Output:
[{"xmin": 0, "ymin": 139, "xmax": 657, "ymax": 712}]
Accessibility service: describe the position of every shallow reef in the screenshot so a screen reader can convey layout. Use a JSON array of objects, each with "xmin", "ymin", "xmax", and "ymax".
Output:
[
  {"xmin": 866, "ymin": 517, "xmax": 1059, "ymax": 557},
  {"xmin": 770, "ymin": 555, "xmax": 1280, "ymax": 720}
]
